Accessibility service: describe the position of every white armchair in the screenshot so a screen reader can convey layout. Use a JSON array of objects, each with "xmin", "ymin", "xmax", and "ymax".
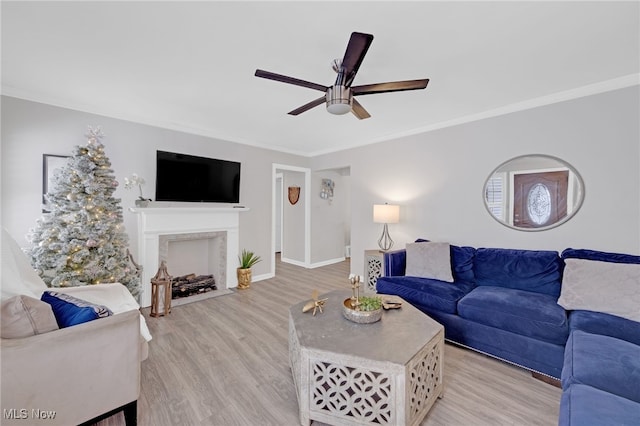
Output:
[
  {"xmin": 1, "ymin": 229, "xmax": 150, "ymax": 425},
  {"xmin": 1, "ymin": 309, "xmax": 141, "ymax": 425}
]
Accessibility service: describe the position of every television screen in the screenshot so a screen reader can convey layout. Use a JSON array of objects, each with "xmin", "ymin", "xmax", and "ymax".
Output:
[{"xmin": 155, "ymin": 151, "xmax": 240, "ymax": 203}]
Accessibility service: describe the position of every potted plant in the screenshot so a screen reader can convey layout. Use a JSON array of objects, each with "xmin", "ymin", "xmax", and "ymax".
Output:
[
  {"xmin": 343, "ymin": 295, "xmax": 384, "ymax": 324},
  {"xmin": 123, "ymin": 173, "xmax": 151, "ymax": 207},
  {"xmin": 237, "ymin": 249, "xmax": 261, "ymax": 289}
]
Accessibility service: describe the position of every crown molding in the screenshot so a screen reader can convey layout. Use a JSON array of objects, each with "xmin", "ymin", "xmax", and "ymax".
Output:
[
  {"xmin": 306, "ymin": 73, "xmax": 640, "ymax": 156},
  {"xmin": 4, "ymin": 73, "xmax": 638, "ymax": 158}
]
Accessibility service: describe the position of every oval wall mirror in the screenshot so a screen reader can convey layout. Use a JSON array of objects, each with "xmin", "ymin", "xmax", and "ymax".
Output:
[{"xmin": 483, "ymin": 154, "xmax": 585, "ymax": 231}]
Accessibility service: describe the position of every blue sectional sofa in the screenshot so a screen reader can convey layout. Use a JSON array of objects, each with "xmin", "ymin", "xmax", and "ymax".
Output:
[
  {"xmin": 376, "ymin": 241, "xmax": 640, "ymax": 424},
  {"xmin": 558, "ymin": 249, "xmax": 640, "ymax": 425}
]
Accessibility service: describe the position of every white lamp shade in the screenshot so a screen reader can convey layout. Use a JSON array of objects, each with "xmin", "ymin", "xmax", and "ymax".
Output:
[{"xmin": 373, "ymin": 204, "xmax": 400, "ymax": 224}]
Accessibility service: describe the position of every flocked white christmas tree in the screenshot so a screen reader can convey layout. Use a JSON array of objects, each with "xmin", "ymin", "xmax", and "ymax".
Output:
[{"xmin": 27, "ymin": 127, "xmax": 140, "ymax": 297}]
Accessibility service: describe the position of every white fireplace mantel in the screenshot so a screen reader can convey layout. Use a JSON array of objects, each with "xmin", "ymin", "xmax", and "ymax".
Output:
[{"xmin": 130, "ymin": 207, "xmax": 248, "ymax": 307}]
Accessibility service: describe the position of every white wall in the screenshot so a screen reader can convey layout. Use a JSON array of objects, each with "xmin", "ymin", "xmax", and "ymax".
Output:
[
  {"xmin": 1, "ymin": 96, "xmax": 309, "ymax": 278},
  {"xmin": 312, "ymin": 87, "xmax": 640, "ymax": 277}
]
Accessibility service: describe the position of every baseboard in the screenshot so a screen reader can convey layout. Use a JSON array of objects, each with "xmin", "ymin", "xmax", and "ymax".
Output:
[
  {"xmin": 280, "ymin": 256, "xmax": 346, "ymax": 269},
  {"xmin": 252, "ymin": 272, "xmax": 274, "ymax": 282},
  {"xmin": 309, "ymin": 257, "xmax": 346, "ymax": 269},
  {"xmin": 280, "ymin": 257, "xmax": 308, "ymax": 267}
]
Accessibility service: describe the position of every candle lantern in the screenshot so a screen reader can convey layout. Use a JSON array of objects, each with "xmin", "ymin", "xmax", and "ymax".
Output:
[{"xmin": 150, "ymin": 260, "xmax": 172, "ymax": 317}]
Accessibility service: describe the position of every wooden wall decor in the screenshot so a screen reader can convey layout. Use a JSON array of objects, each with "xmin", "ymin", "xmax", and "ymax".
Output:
[{"xmin": 288, "ymin": 186, "xmax": 301, "ymax": 205}]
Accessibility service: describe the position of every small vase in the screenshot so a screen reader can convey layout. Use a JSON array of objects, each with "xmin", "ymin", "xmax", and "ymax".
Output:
[
  {"xmin": 237, "ymin": 268, "xmax": 252, "ymax": 289},
  {"xmin": 135, "ymin": 199, "xmax": 150, "ymax": 208}
]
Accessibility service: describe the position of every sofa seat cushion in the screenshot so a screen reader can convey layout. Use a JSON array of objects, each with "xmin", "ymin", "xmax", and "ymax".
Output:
[
  {"xmin": 473, "ymin": 248, "xmax": 562, "ymax": 297},
  {"xmin": 376, "ymin": 276, "xmax": 474, "ymax": 314},
  {"xmin": 457, "ymin": 286, "xmax": 568, "ymax": 345},
  {"xmin": 569, "ymin": 310, "xmax": 640, "ymax": 346},
  {"xmin": 559, "ymin": 384, "xmax": 640, "ymax": 426},
  {"xmin": 562, "ymin": 330, "xmax": 640, "ymax": 403}
]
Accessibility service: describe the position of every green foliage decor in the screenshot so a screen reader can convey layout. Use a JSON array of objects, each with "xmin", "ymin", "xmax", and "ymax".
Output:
[
  {"xmin": 358, "ymin": 296, "xmax": 382, "ymax": 311},
  {"xmin": 238, "ymin": 249, "xmax": 261, "ymax": 269}
]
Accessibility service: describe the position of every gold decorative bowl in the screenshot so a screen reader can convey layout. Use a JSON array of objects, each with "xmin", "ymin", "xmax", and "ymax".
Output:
[{"xmin": 342, "ymin": 298, "xmax": 382, "ymax": 324}]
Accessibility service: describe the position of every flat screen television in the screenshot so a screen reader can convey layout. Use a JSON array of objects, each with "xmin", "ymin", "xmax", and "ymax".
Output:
[{"xmin": 155, "ymin": 151, "xmax": 241, "ymax": 203}]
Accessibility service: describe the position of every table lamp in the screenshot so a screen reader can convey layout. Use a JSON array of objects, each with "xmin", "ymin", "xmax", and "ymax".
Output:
[{"xmin": 373, "ymin": 203, "xmax": 400, "ymax": 251}]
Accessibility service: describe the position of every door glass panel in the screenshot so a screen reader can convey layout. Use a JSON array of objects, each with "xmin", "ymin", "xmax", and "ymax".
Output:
[{"xmin": 527, "ymin": 183, "xmax": 551, "ymax": 225}]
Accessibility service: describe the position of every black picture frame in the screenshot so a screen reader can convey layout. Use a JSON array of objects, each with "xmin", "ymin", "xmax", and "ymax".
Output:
[{"xmin": 43, "ymin": 154, "xmax": 70, "ymax": 212}]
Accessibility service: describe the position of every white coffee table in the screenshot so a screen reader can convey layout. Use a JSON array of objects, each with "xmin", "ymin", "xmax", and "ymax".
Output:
[{"xmin": 289, "ymin": 290, "xmax": 444, "ymax": 426}]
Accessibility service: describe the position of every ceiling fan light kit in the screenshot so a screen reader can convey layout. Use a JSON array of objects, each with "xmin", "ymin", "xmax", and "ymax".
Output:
[
  {"xmin": 326, "ymin": 86, "xmax": 352, "ymax": 115},
  {"xmin": 255, "ymin": 32, "xmax": 429, "ymax": 119}
]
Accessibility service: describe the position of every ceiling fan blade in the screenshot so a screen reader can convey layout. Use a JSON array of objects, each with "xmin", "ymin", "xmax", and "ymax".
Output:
[
  {"xmin": 351, "ymin": 99, "xmax": 371, "ymax": 120},
  {"xmin": 352, "ymin": 79, "xmax": 429, "ymax": 96},
  {"xmin": 340, "ymin": 32, "xmax": 374, "ymax": 87},
  {"xmin": 255, "ymin": 69, "xmax": 328, "ymax": 92},
  {"xmin": 288, "ymin": 96, "xmax": 326, "ymax": 116}
]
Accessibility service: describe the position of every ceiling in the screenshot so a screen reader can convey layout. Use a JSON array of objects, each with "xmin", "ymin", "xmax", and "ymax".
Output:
[{"xmin": 2, "ymin": 1, "xmax": 638, "ymax": 157}]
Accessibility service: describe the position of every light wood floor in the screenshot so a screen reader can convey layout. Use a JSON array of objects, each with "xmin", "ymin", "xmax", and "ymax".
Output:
[{"xmin": 97, "ymin": 256, "xmax": 561, "ymax": 426}]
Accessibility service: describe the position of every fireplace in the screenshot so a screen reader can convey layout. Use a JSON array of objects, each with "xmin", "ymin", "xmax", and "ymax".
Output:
[
  {"xmin": 160, "ymin": 232, "xmax": 225, "ymax": 303},
  {"xmin": 132, "ymin": 207, "xmax": 248, "ymax": 307}
]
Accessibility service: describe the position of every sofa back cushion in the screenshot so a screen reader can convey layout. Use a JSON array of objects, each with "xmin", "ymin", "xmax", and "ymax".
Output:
[
  {"xmin": 473, "ymin": 248, "xmax": 563, "ymax": 296},
  {"xmin": 562, "ymin": 248, "xmax": 640, "ymax": 265},
  {"xmin": 1, "ymin": 228, "xmax": 48, "ymax": 301},
  {"xmin": 451, "ymin": 245, "xmax": 476, "ymax": 284}
]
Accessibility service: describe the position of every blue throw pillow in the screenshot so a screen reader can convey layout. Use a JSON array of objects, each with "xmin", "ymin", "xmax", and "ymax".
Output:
[{"xmin": 41, "ymin": 291, "xmax": 113, "ymax": 328}]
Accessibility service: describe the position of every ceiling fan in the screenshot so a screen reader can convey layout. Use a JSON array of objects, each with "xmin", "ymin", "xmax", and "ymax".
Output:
[{"xmin": 255, "ymin": 32, "xmax": 429, "ymax": 120}]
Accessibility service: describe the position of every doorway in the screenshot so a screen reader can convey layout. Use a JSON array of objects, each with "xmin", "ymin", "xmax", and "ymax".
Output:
[{"xmin": 271, "ymin": 164, "xmax": 311, "ymax": 276}]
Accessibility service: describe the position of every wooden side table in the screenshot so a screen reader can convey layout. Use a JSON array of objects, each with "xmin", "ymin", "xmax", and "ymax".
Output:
[{"xmin": 364, "ymin": 250, "xmax": 384, "ymax": 292}]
